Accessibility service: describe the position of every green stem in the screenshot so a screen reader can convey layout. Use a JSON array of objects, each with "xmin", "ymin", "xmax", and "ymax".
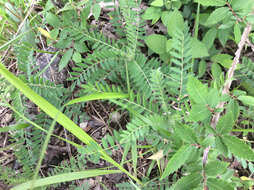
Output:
[{"xmin": 125, "ymin": 61, "xmax": 131, "ymax": 95}]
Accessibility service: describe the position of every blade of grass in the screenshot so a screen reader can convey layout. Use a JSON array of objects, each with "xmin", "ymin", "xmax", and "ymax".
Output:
[
  {"xmin": 11, "ymin": 169, "xmax": 121, "ymax": 190},
  {"xmin": 2, "ymin": 100, "xmax": 82, "ymax": 148},
  {"xmin": 30, "ymin": 108, "xmax": 61, "ymax": 189},
  {"xmin": 0, "ymin": 62, "xmax": 142, "ymax": 185}
]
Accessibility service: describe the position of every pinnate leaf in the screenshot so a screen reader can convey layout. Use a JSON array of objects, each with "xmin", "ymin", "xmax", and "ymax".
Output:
[{"xmin": 59, "ymin": 49, "xmax": 73, "ymax": 71}]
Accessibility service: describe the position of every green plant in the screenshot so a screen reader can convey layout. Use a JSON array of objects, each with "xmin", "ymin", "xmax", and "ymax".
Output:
[{"xmin": 1, "ymin": 0, "xmax": 254, "ymax": 189}]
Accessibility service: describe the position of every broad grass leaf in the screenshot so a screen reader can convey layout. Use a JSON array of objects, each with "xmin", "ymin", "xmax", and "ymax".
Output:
[
  {"xmin": 145, "ymin": 34, "xmax": 167, "ymax": 54},
  {"xmin": 207, "ymin": 178, "xmax": 234, "ymax": 190},
  {"xmin": 223, "ymin": 135, "xmax": 254, "ymax": 161},
  {"xmin": 160, "ymin": 145, "xmax": 193, "ymax": 180},
  {"xmin": 205, "ymin": 7, "xmax": 229, "ymax": 26},
  {"xmin": 59, "ymin": 48, "xmax": 73, "ymax": 71},
  {"xmin": 11, "ymin": 170, "xmax": 121, "ymax": 190},
  {"xmin": 194, "ymin": 0, "xmax": 226, "ymax": 7}
]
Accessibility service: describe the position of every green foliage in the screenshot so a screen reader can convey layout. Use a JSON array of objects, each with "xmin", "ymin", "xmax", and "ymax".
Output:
[{"xmin": 1, "ymin": 0, "xmax": 254, "ymax": 189}]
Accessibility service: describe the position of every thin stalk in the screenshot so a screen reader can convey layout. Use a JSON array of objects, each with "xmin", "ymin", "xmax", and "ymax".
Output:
[
  {"xmin": 125, "ymin": 61, "xmax": 131, "ymax": 94},
  {"xmin": 30, "ymin": 108, "xmax": 62, "ymax": 190}
]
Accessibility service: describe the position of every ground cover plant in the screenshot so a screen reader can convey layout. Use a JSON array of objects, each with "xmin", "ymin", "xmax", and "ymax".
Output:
[{"xmin": 1, "ymin": 0, "xmax": 254, "ymax": 189}]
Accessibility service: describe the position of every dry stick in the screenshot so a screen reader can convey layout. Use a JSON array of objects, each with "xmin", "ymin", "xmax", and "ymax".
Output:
[
  {"xmin": 211, "ymin": 24, "xmax": 252, "ymax": 128},
  {"xmin": 202, "ymin": 22, "xmax": 253, "ymax": 190}
]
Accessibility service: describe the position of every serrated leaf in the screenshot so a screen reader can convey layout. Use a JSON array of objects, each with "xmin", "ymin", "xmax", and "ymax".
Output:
[
  {"xmin": 215, "ymin": 136, "xmax": 228, "ymax": 155},
  {"xmin": 145, "ymin": 34, "xmax": 167, "ymax": 54},
  {"xmin": 174, "ymin": 124, "xmax": 198, "ymax": 144},
  {"xmin": 194, "ymin": 0, "xmax": 226, "ymax": 7},
  {"xmin": 187, "ymin": 76, "xmax": 208, "ymax": 104},
  {"xmin": 151, "ymin": 0, "xmax": 164, "ymax": 7},
  {"xmin": 160, "ymin": 145, "xmax": 192, "ymax": 180},
  {"xmin": 189, "ymin": 104, "xmax": 210, "ymax": 122},
  {"xmin": 205, "ymin": 160, "xmax": 229, "ymax": 176},
  {"xmin": 216, "ymin": 111, "xmax": 234, "ymax": 135},
  {"xmin": 206, "ymin": 7, "xmax": 229, "ymax": 26},
  {"xmin": 59, "ymin": 49, "xmax": 73, "ymax": 71},
  {"xmin": 190, "ymin": 38, "xmax": 209, "ymax": 58},
  {"xmin": 207, "ymin": 178, "xmax": 234, "ymax": 190},
  {"xmin": 223, "ymin": 135, "xmax": 254, "ymax": 161},
  {"xmin": 170, "ymin": 173, "xmax": 202, "ymax": 190},
  {"xmin": 92, "ymin": 3, "xmax": 101, "ymax": 20},
  {"xmin": 207, "ymin": 88, "xmax": 220, "ymax": 108},
  {"xmin": 234, "ymin": 23, "xmax": 241, "ymax": 43},
  {"xmin": 238, "ymin": 95, "xmax": 254, "ymax": 106},
  {"xmin": 226, "ymin": 100, "xmax": 239, "ymax": 122}
]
